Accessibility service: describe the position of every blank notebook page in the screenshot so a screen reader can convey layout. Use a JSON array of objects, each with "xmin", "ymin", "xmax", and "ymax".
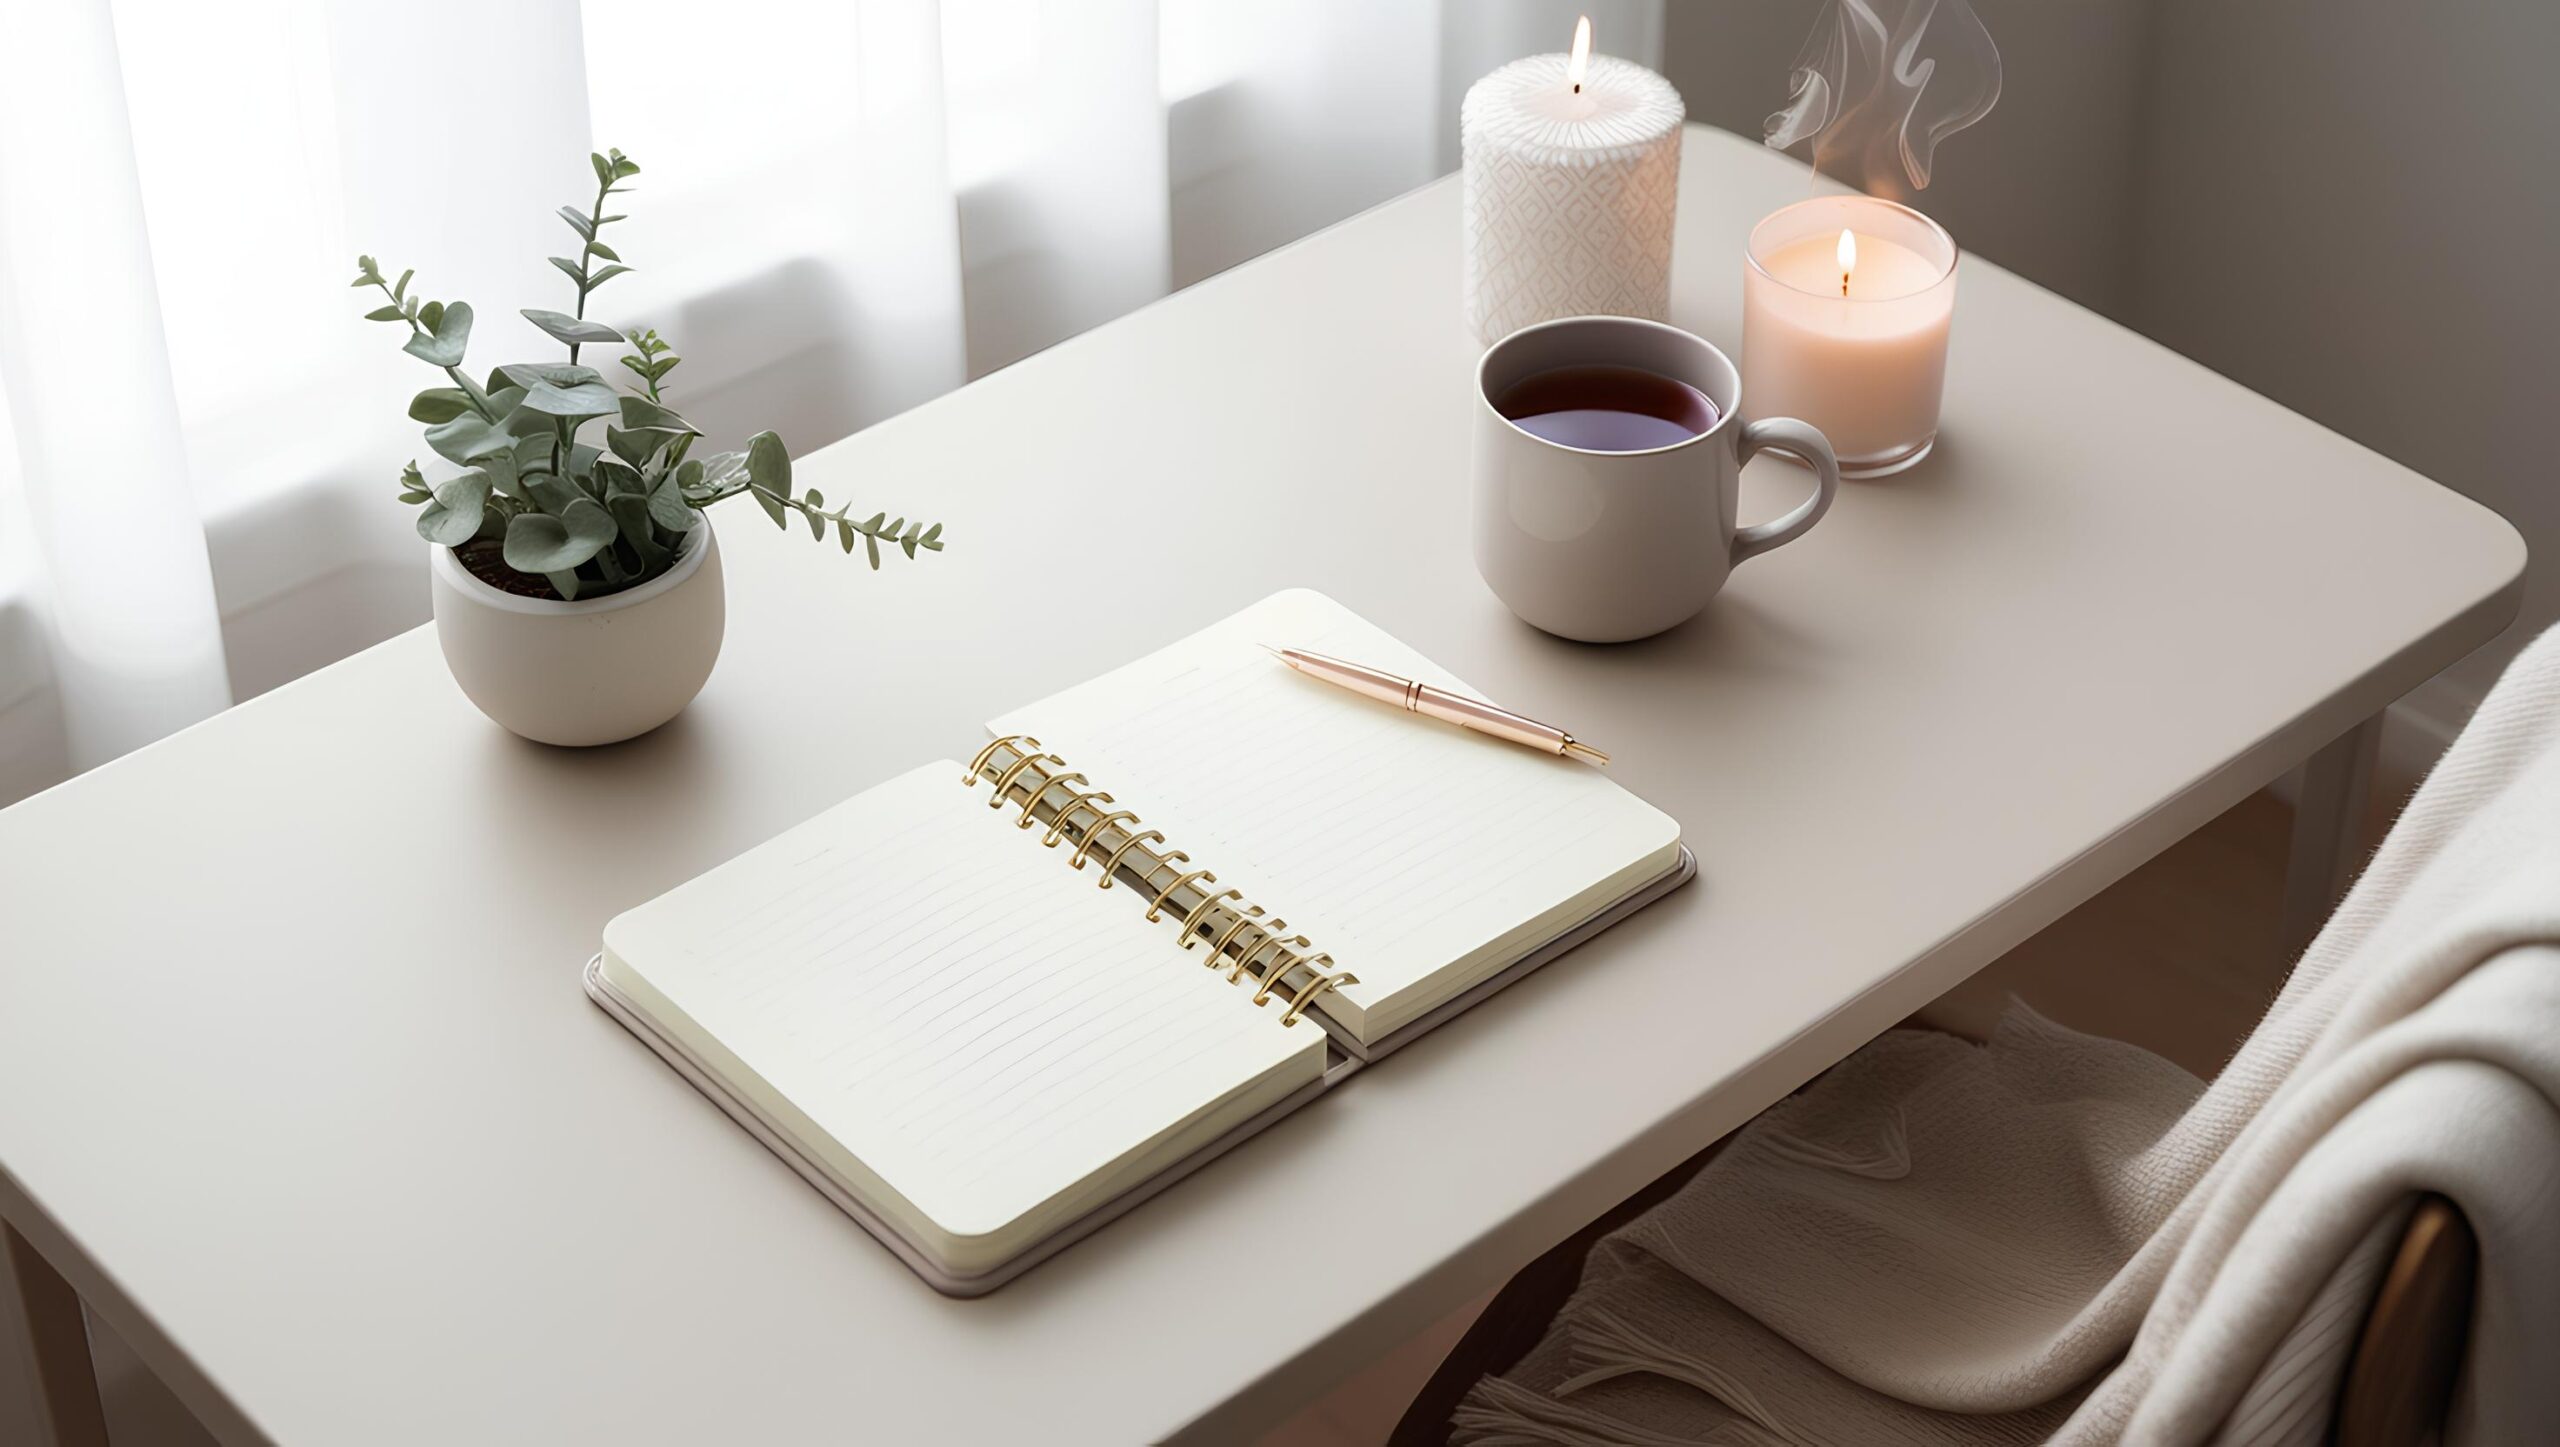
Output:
[
  {"xmin": 989, "ymin": 589, "xmax": 1680, "ymax": 1040},
  {"xmin": 600, "ymin": 762, "xmax": 1321, "ymax": 1260}
]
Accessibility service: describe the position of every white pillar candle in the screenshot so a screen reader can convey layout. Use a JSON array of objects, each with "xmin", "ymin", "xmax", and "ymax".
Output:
[
  {"xmin": 1461, "ymin": 19, "xmax": 1684, "ymax": 344},
  {"xmin": 1741, "ymin": 195, "xmax": 1958, "ymax": 478}
]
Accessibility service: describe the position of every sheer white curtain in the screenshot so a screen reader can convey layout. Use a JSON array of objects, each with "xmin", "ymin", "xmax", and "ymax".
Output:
[{"xmin": 0, "ymin": 0, "xmax": 1651, "ymax": 804}]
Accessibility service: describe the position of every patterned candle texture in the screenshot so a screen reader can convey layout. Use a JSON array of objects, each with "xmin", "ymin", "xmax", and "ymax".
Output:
[{"xmin": 1461, "ymin": 51, "xmax": 1684, "ymax": 344}]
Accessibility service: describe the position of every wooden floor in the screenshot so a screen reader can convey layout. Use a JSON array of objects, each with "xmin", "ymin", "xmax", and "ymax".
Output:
[
  {"xmin": 38, "ymin": 776, "xmax": 2405, "ymax": 1447},
  {"xmin": 1259, "ymin": 770, "xmax": 2409, "ymax": 1446}
]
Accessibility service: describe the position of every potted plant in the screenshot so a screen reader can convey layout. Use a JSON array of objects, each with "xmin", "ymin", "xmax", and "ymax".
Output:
[{"xmin": 353, "ymin": 147, "xmax": 941, "ymax": 746}]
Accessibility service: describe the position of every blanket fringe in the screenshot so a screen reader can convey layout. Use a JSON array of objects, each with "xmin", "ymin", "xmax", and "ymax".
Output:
[{"xmin": 1551, "ymin": 1304, "xmax": 1807, "ymax": 1447}]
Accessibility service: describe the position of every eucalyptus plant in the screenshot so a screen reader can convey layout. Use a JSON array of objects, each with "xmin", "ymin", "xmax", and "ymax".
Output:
[{"xmin": 355, "ymin": 148, "xmax": 941, "ymax": 601}]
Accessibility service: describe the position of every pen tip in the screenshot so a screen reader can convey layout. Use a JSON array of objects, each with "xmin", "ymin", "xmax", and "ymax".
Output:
[{"xmin": 1259, "ymin": 643, "xmax": 1286, "ymax": 660}]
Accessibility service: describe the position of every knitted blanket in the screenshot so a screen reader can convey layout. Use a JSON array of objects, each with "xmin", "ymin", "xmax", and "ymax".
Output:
[{"xmin": 1456, "ymin": 623, "xmax": 2560, "ymax": 1445}]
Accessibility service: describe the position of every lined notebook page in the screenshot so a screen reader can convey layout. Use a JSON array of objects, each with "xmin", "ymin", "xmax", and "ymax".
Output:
[
  {"xmin": 989, "ymin": 590, "xmax": 1680, "ymax": 1040},
  {"xmin": 600, "ymin": 762, "xmax": 1321, "ymax": 1259}
]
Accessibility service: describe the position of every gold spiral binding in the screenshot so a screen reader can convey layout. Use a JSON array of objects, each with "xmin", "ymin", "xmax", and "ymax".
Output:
[
  {"xmin": 1250, "ymin": 942, "xmax": 1317, "ymax": 1005},
  {"xmin": 1280, "ymin": 968, "xmax": 1358, "ymax": 1027},
  {"xmin": 1228, "ymin": 920, "xmax": 1291, "ymax": 983},
  {"xmin": 988, "ymin": 750, "xmax": 1063, "ymax": 808},
  {"xmin": 1095, "ymin": 830, "xmax": 1167, "ymax": 887},
  {"xmin": 1205, "ymin": 904, "xmax": 1266, "ymax": 963},
  {"xmin": 959, "ymin": 736, "xmax": 1355, "ymax": 1029},
  {"xmin": 1146, "ymin": 867, "xmax": 1218, "ymax": 923},
  {"xmin": 1040, "ymin": 788, "xmax": 1115, "ymax": 848},
  {"xmin": 964, "ymin": 734, "xmax": 1038, "ymax": 786},
  {"xmin": 1177, "ymin": 888, "xmax": 1244, "ymax": 948},
  {"xmin": 1067, "ymin": 809, "xmax": 1140, "ymax": 868},
  {"xmin": 1017, "ymin": 771, "xmax": 1087, "ymax": 828}
]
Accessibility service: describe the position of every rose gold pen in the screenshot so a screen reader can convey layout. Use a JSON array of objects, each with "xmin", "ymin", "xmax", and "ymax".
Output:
[{"xmin": 1263, "ymin": 646, "xmax": 1610, "ymax": 765}]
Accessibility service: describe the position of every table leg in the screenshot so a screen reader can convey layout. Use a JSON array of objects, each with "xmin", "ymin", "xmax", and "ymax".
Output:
[
  {"xmin": 1, "ymin": 1218, "xmax": 109, "ymax": 1447},
  {"xmin": 2280, "ymin": 711, "xmax": 2384, "ymax": 962}
]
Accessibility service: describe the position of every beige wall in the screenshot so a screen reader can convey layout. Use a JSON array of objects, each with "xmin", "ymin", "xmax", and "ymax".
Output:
[
  {"xmin": 1667, "ymin": 0, "xmax": 2158, "ymax": 315},
  {"xmin": 1665, "ymin": 0, "xmax": 2558, "ymax": 742},
  {"xmin": 2128, "ymin": 0, "xmax": 2560, "ymax": 732}
]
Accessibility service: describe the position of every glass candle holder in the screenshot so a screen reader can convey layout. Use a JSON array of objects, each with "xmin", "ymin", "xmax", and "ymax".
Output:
[{"xmin": 1741, "ymin": 196, "xmax": 1958, "ymax": 479}]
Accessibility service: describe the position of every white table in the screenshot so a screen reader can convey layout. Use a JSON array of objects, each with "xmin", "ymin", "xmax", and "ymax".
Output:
[{"xmin": 0, "ymin": 128, "xmax": 2522, "ymax": 1445}]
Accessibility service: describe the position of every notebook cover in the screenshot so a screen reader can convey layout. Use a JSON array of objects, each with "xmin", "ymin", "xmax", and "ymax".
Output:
[{"xmin": 581, "ymin": 844, "xmax": 1694, "ymax": 1296}]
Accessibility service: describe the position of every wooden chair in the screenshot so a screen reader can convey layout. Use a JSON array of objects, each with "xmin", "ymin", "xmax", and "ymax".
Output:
[
  {"xmin": 1390, "ymin": 1153, "xmax": 2476, "ymax": 1447},
  {"xmin": 2337, "ymin": 1195, "xmax": 2475, "ymax": 1447}
]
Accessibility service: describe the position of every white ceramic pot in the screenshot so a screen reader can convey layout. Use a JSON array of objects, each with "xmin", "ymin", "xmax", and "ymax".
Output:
[{"xmin": 428, "ymin": 524, "xmax": 724, "ymax": 746}]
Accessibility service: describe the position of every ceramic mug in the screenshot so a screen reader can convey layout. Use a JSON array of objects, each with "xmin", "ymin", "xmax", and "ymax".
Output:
[{"xmin": 1472, "ymin": 315, "xmax": 1841, "ymax": 643}]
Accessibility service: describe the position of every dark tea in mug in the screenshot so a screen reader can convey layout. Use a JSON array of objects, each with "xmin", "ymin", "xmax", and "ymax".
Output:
[{"xmin": 1492, "ymin": 364, "xmax": 1721, "ymax": 452}]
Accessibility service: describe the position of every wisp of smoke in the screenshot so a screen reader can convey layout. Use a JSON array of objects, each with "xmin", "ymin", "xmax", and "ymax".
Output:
[{"xmin": 1763, "ymin": 0, "xmax": 2002, "ymax": 195}]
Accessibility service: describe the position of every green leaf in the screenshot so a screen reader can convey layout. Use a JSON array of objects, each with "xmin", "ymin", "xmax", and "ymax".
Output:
[
  {"xmin": 838, "ymin": 518, "xmax": 857, "ymax": 553},
  {"xmin": 604, "ymin": 425, "xmax": 659, "ymax": 470},
  {"xmin": 419, "ymin": 300, "xmax": 445, "ymax": 332},
  {"xmin": 423, "ymin": 408, "xmax": 520, "ymax": 465},
  {"xmin": 503, "ymin": 496, "xmax": 616, "ymax": 573},
  {"xmin": 802, "ymin": 488, "xmax": 825, "ymax": 540},
  {"xmin": 408, "ymin": 387, "xmax": 475, "ymax": 423},
  {"xmin": 753, "ymin": 484, "xmax": 788, "ymax": 529},
  {"xmin": 416, "ymin": 469, "xmax": 492, "ymax": 546},
  {"xmin": 495, "ymin": 362, "xmax": 603, "ymax": 390},
  {"xmin": 609, "ymin": 151, "xmax": 640, "ymax": 179},
  {"xmin": 746, "ymin": 431, "xmax": 791, "ymax": 494},
  {"xmin": 548, "ymin": 570, "xmax": 583, "ymax": 601},
  {"xmin": 481, "ymin": 451, "xmax": 524, "ymax": 500},
  {"xmin": 494, "ymin": 367, "xmax": 619, "ymax": 422},
  {"xmin": 694, "ymin": 450, "xmax": 747, "ymax": 491},
  {"xmin": 548, "ymin": 256, "xmax": 585, "ymax": 288},
  {"xmin": 584, "ymin": 263, "xmax": 633, "ymax": 289},
  {"xmin": 593, "ymin": 454, "xmax": 643, "ymax": 493},
  {"xmin": 394, "ymin": 268, "xmax": 413, "ymax": 301},
  {"xmin": 590, "ymin": 152, "xmax": 614, "ymax": 188},
  {"xmin": 864, "ymin": 533, "xmax": 882, "ymax": 569},
  {"xmin": 557, "ymin": 206, "xmax": 595, "ymax": 241},
  {"xmin": 521, "ymin": 308, "xmax": 623, "ymax": 347},
  {"xmin": 522, "ymin": 473, "xmax": 584, "ymax": 515},
  {"xmin": 607, "ymin": 494, "xmax": 669, "ymax": 567},
  {"xmin": 585, "ymin": 240, "xmax": 619, "ymax": 262},
  {"xmin": 401, "ymin": 300, "xmax": 472, "ymax": 367},
  {"xmin": 617, "ymin": 396, "xmax": 697, "ymax": 436},
  {"xmin": 365, "ymin": 304, "xmax": 405, "ymax": 322},
  {"xmin": 646, "ymin": 474, "xmax": 703, "ymax": 533},
  {"xmin": 351, "ymin": 254, "xmax": 380, "ymax": 286},
  {"xmin": 494, "ymin": 388, "xmax": 566, "ymax": 442}
]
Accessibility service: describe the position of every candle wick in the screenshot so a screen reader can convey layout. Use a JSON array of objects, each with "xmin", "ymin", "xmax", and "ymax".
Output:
[
  {"xmin": 1572, "ymin": 81, "xmax": 1582, "ymax": 94},
  {"xmin": 1841, "ymin": 273, "xmax": 1849, "ymax": 297}
]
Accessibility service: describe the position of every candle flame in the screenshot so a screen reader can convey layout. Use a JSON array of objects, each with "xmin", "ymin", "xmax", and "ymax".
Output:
[
  {"xmin": 1567, "ymin": 16, "xmax": 1591, "ymax": 93},
  {"xmin": 1836, "ymin": 228, "xmax": 1857, "ymax": 295}
]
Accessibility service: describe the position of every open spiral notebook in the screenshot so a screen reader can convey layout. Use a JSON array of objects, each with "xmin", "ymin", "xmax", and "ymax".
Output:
[{"xmin": 586, "ymin": 589, "xmax": 1690, "ymax": 1294}]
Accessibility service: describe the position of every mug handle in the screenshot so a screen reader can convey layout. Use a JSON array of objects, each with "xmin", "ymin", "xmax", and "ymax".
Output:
[{"xmin": 1729, "ymin": 417, "xmax": 1841, "ymax": 568}]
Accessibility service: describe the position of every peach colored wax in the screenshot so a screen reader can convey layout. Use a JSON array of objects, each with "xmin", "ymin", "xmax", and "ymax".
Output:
[{"xmin": 1741, "ymin": 196, "xmax": 1957, "ymax": 477}]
